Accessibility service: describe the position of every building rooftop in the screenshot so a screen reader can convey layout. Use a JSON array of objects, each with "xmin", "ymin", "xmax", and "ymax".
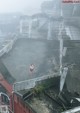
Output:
[
  {"xmin": 1, "ymin": 38, "xmax": 60, "ymax": 83},
  {"xmin": 16, "ymin": 40, "xmax": 80, "ymax": 113},
  {"xmin": 18, "ymin": 76, "xmax": 61, "ymax": 113},
  {"xmin": 17, "ymin": 75, "xmax": 80, "ymax": 113}
]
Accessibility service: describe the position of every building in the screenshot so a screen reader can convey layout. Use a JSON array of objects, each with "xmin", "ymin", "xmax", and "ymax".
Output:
[
  {"xmin": 0, "ymin": 37, "xmax": 60, "ymax": 113},
  {"xmin": 0, "ymin": 3, "xmax": 80, "ymax": 112},
  {"xmin": 41, "ymin": 0, "xmax": 61, "ymax": 17},
  {"xmin": 0, "ymin": 36, "xmax": 80, "ymax": 113}
]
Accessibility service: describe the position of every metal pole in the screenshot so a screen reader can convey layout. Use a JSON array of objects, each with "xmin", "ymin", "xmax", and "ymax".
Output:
[
  {"xmin": 59, "ymin": 22, "xmax": 64, "ymax": 76},
  {"xmin": 60, "ymin": 38, "xmax": 63, "ymax": 75},
  {"xmin": 59, "ymin": 21, "xmax": 68, "ymax": 93}
]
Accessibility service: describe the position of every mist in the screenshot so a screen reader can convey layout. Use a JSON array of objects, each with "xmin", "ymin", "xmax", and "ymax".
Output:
[{"xmin": 0, "ymin": 0, "xmax": 45, "ymax": 15}]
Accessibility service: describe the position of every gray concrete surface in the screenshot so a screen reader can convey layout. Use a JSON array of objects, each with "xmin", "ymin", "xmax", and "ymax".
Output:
[
  {"xmin": 1, "ymin": 38, "xmax": 60, "ymax": 82},
  {"xmin": 1, "ymin": 39, "xmax": 46, "ymax": 82}
]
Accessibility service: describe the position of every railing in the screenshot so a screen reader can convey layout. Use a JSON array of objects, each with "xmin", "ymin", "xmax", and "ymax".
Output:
[
  {"xmin": 13, "ymin": 72, "xmax": 60, "ymax": 92},
  {"xmin": 0, "ymin": 36, "xmax": 17, "ymax": 57}
]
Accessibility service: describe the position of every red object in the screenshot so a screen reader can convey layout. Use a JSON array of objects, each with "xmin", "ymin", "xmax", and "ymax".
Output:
[
  {"xmin": 0, "ymin": 73, "xmax": 34, "ymax": 113},
  {"xmin": 14, "ymin": 94, "xmax": 33, "ymax": 113},
  {"xmin": 0, "ymin": 74, "xmax": 12, "ymax": 94}
]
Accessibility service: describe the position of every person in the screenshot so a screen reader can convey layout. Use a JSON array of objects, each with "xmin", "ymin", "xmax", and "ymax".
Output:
[{"xmin": 29, "ymin": 64, "xmax": 34, "ymax": 73}]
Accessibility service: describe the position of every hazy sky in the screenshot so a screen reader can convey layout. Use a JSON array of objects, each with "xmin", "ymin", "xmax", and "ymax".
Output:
[{"xmin": 0, "ymin": 0, "xmax": 45, "ymax": 14}]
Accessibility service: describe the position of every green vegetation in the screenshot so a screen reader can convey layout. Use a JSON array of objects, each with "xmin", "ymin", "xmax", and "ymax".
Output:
[{"xmin": 32, "ymin": 77, "xmax": 59, "ymax": 95}]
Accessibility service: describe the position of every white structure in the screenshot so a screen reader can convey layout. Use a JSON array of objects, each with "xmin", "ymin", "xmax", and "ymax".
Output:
[
  {"xmin": 0, "ymin": 105, "xmax": 9, "ymax": 113},
  {"xmin": 62, "ymin": 106, "xmax": 80, "ymax": 113}
]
